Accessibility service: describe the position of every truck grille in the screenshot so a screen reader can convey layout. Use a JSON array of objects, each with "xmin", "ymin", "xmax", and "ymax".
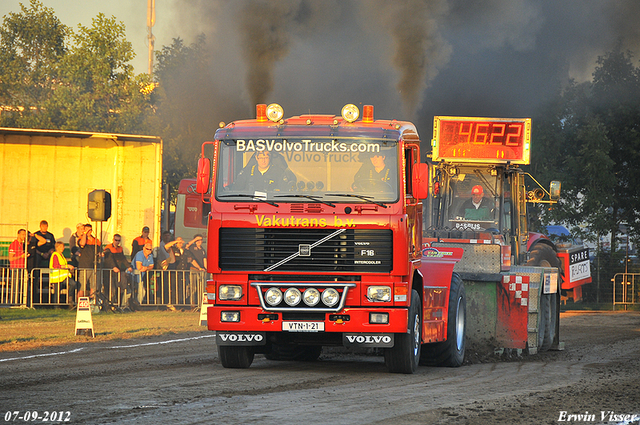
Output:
[{"xmin": 219, "ymin": 228, "xmax": 392, "ymax": 272}]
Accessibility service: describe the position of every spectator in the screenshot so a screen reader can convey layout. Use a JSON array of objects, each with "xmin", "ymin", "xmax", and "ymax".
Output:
[
  {"xmin": 49, "ymin": 241, "xmax": 80, "ymax": 308},
  {"xmin": 156, "ymin": 231, "xmax": 176, "ymax": 270},
  {"xmin": 34, "ymin": 220, "xmax": 55, "ymax": 268},
  {"xmin": 26, "ymin": 231, "xmax": 38, "ymax": 272},
  {"xmin": 187, "ymin": 234, "xmax": 207, "ymax": 304},
  {"xmin": 170, "ymin": 237, "xmax": 200, "ymax": 270},
  {"xmin": 77, "ymin": 223, "xmax": 101, "ymax": 297},
  {"xmin": 8, "ymin": 229, "xmax": 28, "ymax": 269},
  {"xmin": 131, "ymin": 226, "xmax": 151, "ymax": 261},
  {"xmin": 155, "ymin": 231, "xmax": 176, "ymax": 304},
  {"xmin": 103, "ymin": 234, "xmax": 132, "ymax": 309},
  {"xmin": 170, "ymin": 237, "xmax": 199, "ymax": 304},
  {"xmin": 8, "ymin": 229, "xmax": 28, "ymax": 300},
  {"xmin": 26, "ymin": 231, "xmax": 39, "ymax": 305},
  {"xmin": 131, "ymin": 241, "xmax": 154, "ymax": 305},
  {"xmin": 186, "ymin": 235, "xmax": 207, "ymax": 271},
  {"xmin": 69, "ymin": 223, "xmax": 85, "ymax": 267}
]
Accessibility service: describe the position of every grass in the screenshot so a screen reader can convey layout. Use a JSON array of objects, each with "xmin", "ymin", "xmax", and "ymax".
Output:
[{"xmin": 0, "ymin": 307, "xmax": 206, "ymax": 352}]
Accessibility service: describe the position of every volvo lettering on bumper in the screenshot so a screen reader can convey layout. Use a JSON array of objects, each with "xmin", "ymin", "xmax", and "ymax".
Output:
[
  {"xmin": 343, "ymin": 333, "xmax": 394, "ymax": 348},
  {"xmin": 216, "ymin": 332, "xmax": 267, "ymax": 346}
]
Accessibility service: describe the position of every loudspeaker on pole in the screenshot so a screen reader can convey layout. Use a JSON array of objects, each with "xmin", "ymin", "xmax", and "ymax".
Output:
[{"xmin": 88, "ymin": 189, "xmax": 112, "ymax": 221}]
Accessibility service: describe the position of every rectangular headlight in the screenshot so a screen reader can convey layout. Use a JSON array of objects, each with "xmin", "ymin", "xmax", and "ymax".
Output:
[
  {"xmin": 221, "ymin": 311, "xmax": 240, "ymax": 322},
  {"xmin": 218, "ymin": 285, "xmax": 243, "ymax": 301},
  {"xmin": 370, "ymin": 312, "xmax": 389, "ymax": 324},
  {"xmin": 367, "ymin": 286, "xmax": 392, "ymax": 302}
]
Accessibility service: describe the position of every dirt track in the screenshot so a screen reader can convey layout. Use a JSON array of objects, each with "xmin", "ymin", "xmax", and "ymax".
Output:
[{"xmin": 0, "ymin": 311, "xmax": 639, "ymax": 424}]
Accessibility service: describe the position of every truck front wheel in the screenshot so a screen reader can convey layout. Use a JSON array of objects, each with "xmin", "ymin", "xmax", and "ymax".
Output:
[
  {"xmin": 384, "ymin": 290, "xmax": 421, "ymax": 374},
  {"xmin": 420, "ymin": 273, "xmax": 466, "ymax": 367},
  {"xmin": 218, "ymin": 346, "xmax": 255, "ymax": 368}
]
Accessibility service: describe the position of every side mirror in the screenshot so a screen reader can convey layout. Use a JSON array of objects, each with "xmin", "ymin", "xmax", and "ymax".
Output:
[
  {"xmin": 550, "ymin": 181, "xmax": 561, "ymax": 201},
  {"xmin": 412, "ymin": 163, "xmax": 430, "ymax": 199},
  {"xmin": 196, "ymin": 157, "xmax": 211, "ymax": 194}
]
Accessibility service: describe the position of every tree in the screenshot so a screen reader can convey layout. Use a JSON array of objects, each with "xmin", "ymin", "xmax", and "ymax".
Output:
[
  {"xmin": 533, "ymin": 43, "xmax": 640, "ymax": 291},
  {"xmin": 153, "ymin": 36, "xmax": 224, "ymax": 203},
  {"xmin": 0, "ymin": 0, "xmax": 68, "ymax": 127},
  {"xmin": 47, "ymin": 13, "xmax": 154, "ymax": 133},
  {"xmin": 0, "ymin": 3, "xmax": 154, "ymax": 134}
]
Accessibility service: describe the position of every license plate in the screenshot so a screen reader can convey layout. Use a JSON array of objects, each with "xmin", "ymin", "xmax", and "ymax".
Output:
[{"xmin": 282, "ymin": 321, "xmax": 324, "ymax": 332}]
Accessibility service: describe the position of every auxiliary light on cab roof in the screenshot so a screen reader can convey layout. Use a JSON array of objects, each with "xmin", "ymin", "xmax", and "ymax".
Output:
[
  {"xmin": 362, "ymin": 105, "xmax": 374, "ymax": 123},
  {"xmin": 266, "ymin": 103, "xmax": 284, "ymax": 122},
  {"xmin": 256, "ymin": 104, "xmax": 267, "ymax": 122},
  {"xmin": 341, "ymin": 104, "xmax": 359, "ymax": 123}
]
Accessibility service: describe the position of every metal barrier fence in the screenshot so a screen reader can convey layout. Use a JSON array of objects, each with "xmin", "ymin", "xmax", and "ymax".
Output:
[
  {"xmin": 1, "ymin": 267, "xmax": 209, "ymax": 310},
  {"xmin": 612, "ymin": 273, "xmax": 639, "ymax": 308},
  {"xmin": 0, "ymin": 268, "xmax": 28, "ymax": 306}
]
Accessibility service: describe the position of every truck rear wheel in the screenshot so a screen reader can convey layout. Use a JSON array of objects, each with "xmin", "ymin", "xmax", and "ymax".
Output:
[
  {"xmin": 384, "ymin": 290, "xmax": 421, "ymax": 374},
  {"xmin": 420, "ymin": 273, "xmax": 466, "ymax": 367},
  {"xmin": 218, "ymin": 346, "xmax": 255, "ymax": 368},
  {"xmin": 526, "ymin": 243, "xmax": 560, "ymax": 351}
]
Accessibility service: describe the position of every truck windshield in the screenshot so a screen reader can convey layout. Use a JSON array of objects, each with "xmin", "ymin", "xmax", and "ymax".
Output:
[
  {"xmin": 215, "ymin": 138, "xmax": 399, "ymax": 203},
  {"xmin": 443, "ymin": 167, "xmax": 501, "ymax": 232}
]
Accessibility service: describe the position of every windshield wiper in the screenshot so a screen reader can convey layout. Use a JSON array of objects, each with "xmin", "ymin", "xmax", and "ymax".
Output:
[
  {"xmin": 273, "ymin": 194, "xmax": 336, "ymax": 207},
  {"xmin": 325, "ymin": 193, "xmax": 388, "ymax": 208},
  {"xmin": 218, "ymin": 194, "xmax": 279, "ymax": 207}
]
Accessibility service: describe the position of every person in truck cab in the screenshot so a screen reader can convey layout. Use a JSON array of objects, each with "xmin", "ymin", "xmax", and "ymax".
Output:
[
  {"xmin": 459, "ymin": 185, "xmax": 494, "ymax": 220},
  {"xmin": 235, "ymin": 150, "xmax": 290, "ymax": 192},
  {"xmin": 352, "ymin": 152, "xmax": 396, "ymax": 192}
]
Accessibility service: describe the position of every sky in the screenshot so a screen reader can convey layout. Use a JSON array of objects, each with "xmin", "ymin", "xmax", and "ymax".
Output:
[{"xmin": 2, "ymin": 0, "xmax": 640, "ymax": 136}]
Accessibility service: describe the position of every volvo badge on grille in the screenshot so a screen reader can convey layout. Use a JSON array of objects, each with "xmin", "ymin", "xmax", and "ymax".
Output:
[{"xmin": 299, "ymin": 244, "xmax": 311, "ymax": 256}]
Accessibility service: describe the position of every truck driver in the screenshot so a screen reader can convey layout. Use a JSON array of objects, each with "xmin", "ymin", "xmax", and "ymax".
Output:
[
  {"xmin": 235, "ymin": 150, "xmax": 289, "ymax": 192},
  {"xmin": 352, "ymin": 152, "xmax": 396, "ymax": 192},
  {"xmin": 459, "ymin": 185, "xmax": 494, "ymax": 220}
]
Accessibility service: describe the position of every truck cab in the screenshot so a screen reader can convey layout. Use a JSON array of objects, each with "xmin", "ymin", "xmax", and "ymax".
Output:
[{"xmin": 196, "ymin": 104, "xmax": 467, "ymax": 374}]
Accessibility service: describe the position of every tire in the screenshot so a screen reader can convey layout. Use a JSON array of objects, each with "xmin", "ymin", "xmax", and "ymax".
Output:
[
  {"xmin": 264, "ymin": 344, "xmax": 322, "ymax": 362},
  {"xmin": 526, "ymin": 243, "xmax": 560, "ymax": 351},
  {"xmin": 420, "ymin": 273, "xmax": 466, "ymax": 367},
  {"xmin": 384, "ymin": 290, "xmax": 421, "ymax": 374},
  {"xmin": 218, "ymin": 345, "xmax": 255, "ymax": 368}
]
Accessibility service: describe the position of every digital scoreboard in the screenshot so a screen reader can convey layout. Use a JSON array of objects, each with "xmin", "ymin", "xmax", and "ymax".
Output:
[{"xmin": 432, "ymin": 116, "xmax": 531, "ymax": 164}]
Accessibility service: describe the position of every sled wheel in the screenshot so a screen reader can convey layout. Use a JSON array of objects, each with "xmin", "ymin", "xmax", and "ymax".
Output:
[
  {"xmin": 218, "ymin": 345, "xmax": 255, "ymax": 368},
  {"xmin": 526, "ymin": 243, "xmax": 560, "ymax": 351},
  {"xmin": 384, "ymin": 290, "xmax": 421, "ymax": 374},
  {"xmin": 420, "ymin": 273, "xmax": 466, "ymax": 367}
]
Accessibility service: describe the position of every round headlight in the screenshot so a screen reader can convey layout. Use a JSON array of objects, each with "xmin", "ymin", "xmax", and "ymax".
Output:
[
  {"xmin": 266, "ymin": 103, "xmax": 284, "ymax": 122},
  {"xmin": 341, "ymin": 104, "xmax": 359, "ymax": 123},
  {"xmin": 284, "ymin": 288, "xmax": 302, "ymax": 306},
  {"xmin": 321, "ymin": 288, "xmax": 340, "ymax": 307},
  {"xmin": 265, "ymin": 287, "xmax": 283, "ymax": 306},
  {"xmin": 303, "ymin": 288, "xmax": 320, "ymax": 307}
]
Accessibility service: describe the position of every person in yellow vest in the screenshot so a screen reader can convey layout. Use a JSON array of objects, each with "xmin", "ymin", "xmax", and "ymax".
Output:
[{"xmin": 50, "ymin": 241, "xmax": 80, "ymax": 308}]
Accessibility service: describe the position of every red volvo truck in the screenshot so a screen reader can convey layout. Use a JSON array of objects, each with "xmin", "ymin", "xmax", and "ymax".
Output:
[{"xmin": 195, "ymin": 105, "xmax": 590, "ymax": 373}]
